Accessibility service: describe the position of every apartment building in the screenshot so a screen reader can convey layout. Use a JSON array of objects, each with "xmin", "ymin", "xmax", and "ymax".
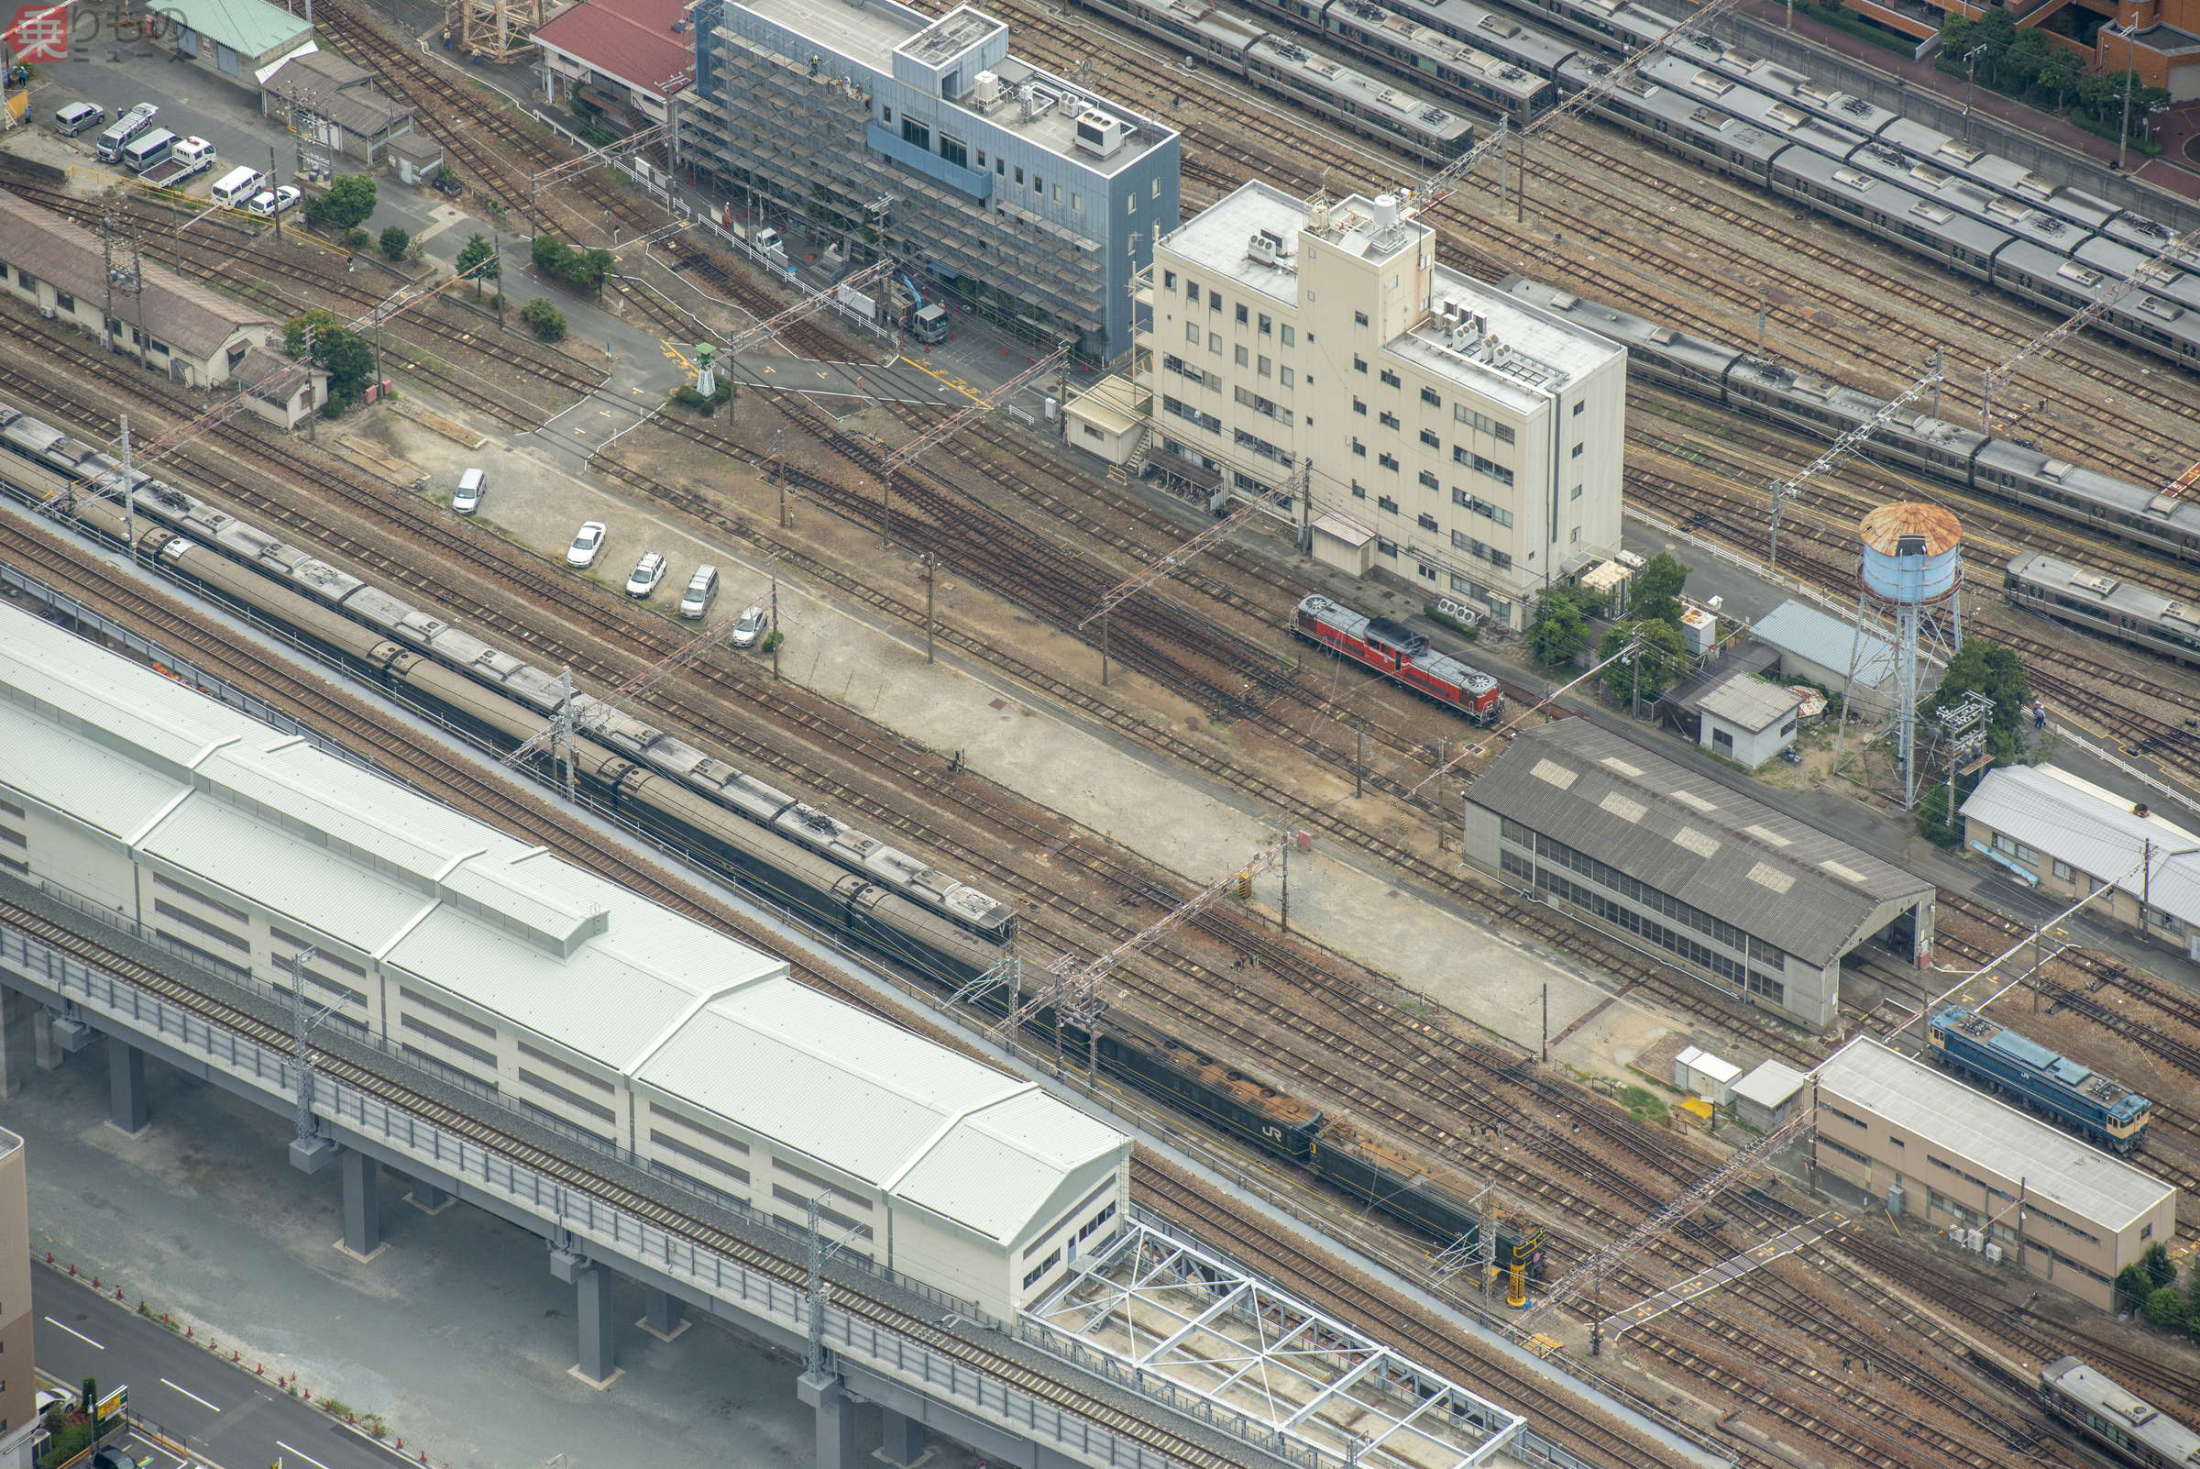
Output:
[
  {"xmin": 685, "ymin": 0, "xmax": 1179, "ymax": 359},
  {"xmin": 1135, "ymin": 180, "xmax": 1625, "ymax": 629}
]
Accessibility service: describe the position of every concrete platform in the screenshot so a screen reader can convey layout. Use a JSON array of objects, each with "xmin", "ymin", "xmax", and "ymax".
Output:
[{"xmin": 348, "ymin": 403, "xmax": 1681, "ymax": 1094}]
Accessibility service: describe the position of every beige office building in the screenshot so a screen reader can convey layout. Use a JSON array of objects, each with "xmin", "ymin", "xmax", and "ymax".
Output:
[
  {"xmin": 0, "ymin": 1127, "xmax": 29, "ymax": 1446},
  {"xmin": 1815, "ymin": 1039, "xmax": 2178, "ymax": 1310},
  {"xmin": 1132, "ymin": 180, "xmax": 1626, "ymax": 630}
]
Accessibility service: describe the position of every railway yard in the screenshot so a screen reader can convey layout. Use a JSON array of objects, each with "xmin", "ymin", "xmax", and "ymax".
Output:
[{"xmin": 1, "ymin": 0, "xmax": 2198, "ymax": 1462}]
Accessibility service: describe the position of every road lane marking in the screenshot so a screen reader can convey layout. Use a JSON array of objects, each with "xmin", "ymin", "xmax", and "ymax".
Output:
[
  {"xmin": 161, "ymin": 1378, "xmax": 220, "ymax": 1411},
  {"xmin": 276, "ymin": 1442, "xmax": 334, "ymax": 1469},
  {"xmin": 42, "ymin": 1317, "xmax": 103, "ymax": 1349}
]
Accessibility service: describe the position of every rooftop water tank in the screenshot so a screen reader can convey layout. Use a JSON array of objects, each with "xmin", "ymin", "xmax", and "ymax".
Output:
[{"xmin": 1859, "ymin": 503, "xmax": 1962, "ymax": 605}]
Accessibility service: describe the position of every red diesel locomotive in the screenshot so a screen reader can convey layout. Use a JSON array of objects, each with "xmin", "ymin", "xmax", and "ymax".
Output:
[{"xmin": 1293, "ymin": 594, "xmax": 1504, "ymax": 723}]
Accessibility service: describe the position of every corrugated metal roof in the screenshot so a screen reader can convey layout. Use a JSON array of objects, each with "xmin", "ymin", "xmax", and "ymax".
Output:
[
  {"xmin": 1697, "ymin": 673, "xmax": 1802, "ymax": 733},
  {"xmin": 0, "ymin": 603, "xmax": 1124, "ymax": 1246},
  {"xmin": 1858, "ymin": 503, "xmax": 1962, "ymax": 556},
  {"xmin": 1960, "ymin": 765, "xmax": 2200, "ymax": 928},
  {"xmin": 1751, "ymin": 601, "xmax": 1895, "ymax": 688},
  {"xmin": 1820, "ymin": 1039, "xmax": 2175, "ymax": 1231},
  {"xmin": 1468, "ymin": 723, "xmax": 1932, "ymax": 965},
  {"xmin": 161, "ymin": 0, "xmax": 310, "ymax": 59}
]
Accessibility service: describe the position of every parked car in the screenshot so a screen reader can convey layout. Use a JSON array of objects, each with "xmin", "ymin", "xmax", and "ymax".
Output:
[
  {"xmin": 565, "ymin": 521, "xmax": 607, "ymax": 569},
  {"xmin": 678, "ymin": 564, "xmax": 719, "ymax": 619},
  {"xmin": 452, "ymin": 467, "xmax": 486, "ymax": 515},
  {"xmin": 245, "ymin": 184, "xmax": 301, "ymax": 217},
  {"xmin": 34, "ymin": 1389, "xmax": 66, "ymax": 1415},
  {"xmin": 730, "ymin": 603, "xmax": 770, "ymax": 648},
  {"xmin": 625, "ymin": 551, "xmax": 667, "ymax": 598}
]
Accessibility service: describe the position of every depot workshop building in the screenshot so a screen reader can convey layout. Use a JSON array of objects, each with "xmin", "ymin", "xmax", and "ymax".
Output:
[
  {"xmin": 1814, "ymin": 1039, "xmax": 2177, "ymax": 1311},
  {"xmin": 0, "ymin": 600, "xmax": 1128, "ymax": 1324},
  {"xmin": 1463, "ymin": 722, "xmax": 1935, "ymax": 1031}
]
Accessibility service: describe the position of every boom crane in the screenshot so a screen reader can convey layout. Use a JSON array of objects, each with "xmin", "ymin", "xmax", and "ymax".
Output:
[
  {"xmin": 1979, "ymin": 218, "xmax": 2200, "ymax": 433},
  {"xmin": 723, "ymin": 259, "xmax": 895, "ymax": 355},
  {"xmin": 1766, "ymin": 355, "xmax": 1942, "ymax": 568}
]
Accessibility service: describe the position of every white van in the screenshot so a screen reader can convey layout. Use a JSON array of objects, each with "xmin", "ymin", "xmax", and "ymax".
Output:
[
  {"xmin": 120, "ymin": 128, "xmax": 177, "ymax": 174},
  {"xmin": 452, "ymin": 467, "xmax": 486, "ymax": 515},
  {"xmin": 94, "ymin": 103, "xmax": 158, "ymax": 162},
  {"xmin": 211, "ymin": 166, "xmax": 268, "ymax": 209},
  {"xmin": 679, "ymin": 564, "xmax": 719, "ymax": 620},
  {"xmin": 54, "ymin": 102, "xmax": 105, "ymax": 138}
]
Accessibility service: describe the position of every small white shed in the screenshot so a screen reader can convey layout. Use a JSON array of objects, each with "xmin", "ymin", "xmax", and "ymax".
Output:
[
  {"xmin": 1731, "ymin": 1058, "xmax": 1810, "ymax": 1131},
  {"xmin": 1674, "ymin": 1045, "xmax": 1743, "ymax": 1105},
  {"xmin": 1063, "ymin": 375, "xmax": 1145, "ymax": 466}
]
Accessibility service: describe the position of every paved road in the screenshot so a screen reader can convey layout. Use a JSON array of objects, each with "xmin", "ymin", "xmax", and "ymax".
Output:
[{"xmin": 35, "ymin": 1269, "xmax": 408, "ymax": 1469}]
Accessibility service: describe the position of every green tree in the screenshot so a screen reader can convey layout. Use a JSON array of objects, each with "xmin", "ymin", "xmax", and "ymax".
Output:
[
  {"xmin": 304, "ymin": 173, "xmax": 377, "ymax": 233},
  {"xmin": 284, "ymin": 310, "xmax": 375, "ymax": 409},
  {"xmin": 1530, "ymin": 588, "xmax": 1593, "ymax": 668},
  {"xmin": 2000, "ymin": 29, "xmax": 2052, "ymax": 97},
  {"xmin": 1629, "ymin": 552, "xmax": 1689, "ymax": 629},
  {"xmin": 520, "ymin": 296, "xmax": 566, "ymax": 342},
  {"xmin": 455, "ymin": 233, "xmax": 499, "ymax": 295},
  {"xmin": 1916, "ymin": 780, "xmax": 1965, "ymax": 847},
  {"xmin": 1923, "ymin": 639, "xmax": 2030, "ymax": 762},
  {"xmin": 566, "ymin": 246, "xmax": 615, "ymax": 294},
  {"xmin": 2037, "ymin": 48, "xmax": 2081, "ymax": 112},
  {"xmin": 2143, "ymin": 1286, "xmax": 2188, "ymax": 1329},
  {"xmin": 2115, "ymin": 1262, "xmax": 2156, "ymax": 1312},
  {"xmin": 2144, "ymin": 1239, "xmax": 2178, "ymax": 1290},
  {"xmin": 1599, "ymin": 620, "xmax": 1687, "ymax": 710},
  {"xmin": 378, "ymin": 225, "xmax": 411, "ymax": 262}
]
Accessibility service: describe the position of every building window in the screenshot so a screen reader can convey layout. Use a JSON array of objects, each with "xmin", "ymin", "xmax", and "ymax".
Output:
[
  {"xmin": 1418, "ymin": 470, "xmax": 1438, "ymax": 490},
  {"xmin": 1454, "ymin": 448, "xmax": 1515, "ymax": 487},
  {"xmin": 1376, "ymin": 538, "xmax": 1397, "ymax": 557},
  {"xmin": 1572, "ymin": 400, "xmax": 1585, "ymax": 416},
  {"xmin": 1126, "ymin": 192, "xmax": 1136, "ymax": 213},
  {"xmin": 1014, "ymin": 166, "xmax": 1025, "ymax": 184},
  {"xmin": 1236, "ymin": 304, "xmax": 1249, "ymax": 325},
  {"xmin": 1186, "ymin": 322, "xmax": 1200, "ymax": 346},
  {"xmin": 1281, "ymin": 325, "xmax": 1295, "ymax": 346},
  {"xmin": 1379, "ymin": 369, "xmax": 1401, "ymax": 388},
  {"xmin": 1208, "ymin": 334, "xmax": 1222, "ymax": 357},
  {"xmin": 1418, "ymin": 513, "xmax": 1438, "ymax": 532},
  {"xmin": 1571, "ymin": 442, "xmax": 1584, "ymax": 459},
  {"xmin": 1379, "ymin": 411, "xmax": 1400, "ymax": 430},
  {"xmin": 1354, "ymin": 311, "xmax": 1369, "ymax": 327},
  {"xmin": 1257, "ymin": 354, "xmax": 1271, "ymax": 377},
  {"xmin": 1420, "ymin": 387, "xmax": 1441, "ymax": 408},
  {"xmin": 901, "ymin": 117, "xmax": 930, "ymax": 149},
  {"xmin": 1235, "ymin": 345, "xmax": 1249, "ymax": 367},
  {"xmin": 1353, "ymin": 399, "xmax": 1368, "ymax": 416},
  {"xmin": 881, "ymin": 106, "xmax": 893, "ymax": 123},
  {"xmin": 1378, "ymin": 495, "xmax": 1399, "ymax": 514},
  {"xmin": 1164, "ymin": 270, "xmax": 1177, "ymax": 290},
  {"xmin": 1571, "ymin": 483, "xmax": 1584, "ymax": 499},
  {"xmin": 996, "ymin": 157, "xmax": 1006, "ymax": 175},
  {"xmin": 1351, "ymin": 482, "xmax": 1367, "ymax": 499},
  {"xmin": 1378, "ymin": 452, "xmax": 1399, "ymax": 471},
  {"xmin": 1280, "ymin": 366, "xmax": 1295, "ymax": 388},
  {"xmin": 1351, "ymin": 439, "xmax": 1367, "ymax": 458},
  {"xmin": 1712, "ymin": 728, "xmax": 1735, "ymax": 753},
  {"xmin": 2051, "ymin": 859, "xmax": 2074, "ymax": 881},
  {"xmin": 939, "ymin": 134, "xmax": 968, "ymax": 168},
  {"xmin": 1454, "ymin": 405, "xmax": 1516, "ymax": 443},
  {"xmin": 1419, "ymin": 562, "xmax": 1438, "ymax": 581},
  {"xmin": 1071, "ymin": 190, "xmax": 1082, "ymax": 211},
  {"xmin": 1258, "ymin": 313, "xmax": 1272, "ymax": 335},
  {"xmin": 1353, "ymin": 356, "xmax": 1367, "ymax": 374}
]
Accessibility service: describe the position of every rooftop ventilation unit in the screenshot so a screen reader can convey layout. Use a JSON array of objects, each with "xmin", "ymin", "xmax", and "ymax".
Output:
[
  {"xmin": 1075, "ymin": 109, "xmax": 1125, "ymax": 157},
  {"xmin": 1247, "ymin": 228, "xmax": 1288, "ymax": 266},
  {"xmin": 972, "ymin": 69, "xmax": 1001, "ymax": 106}
]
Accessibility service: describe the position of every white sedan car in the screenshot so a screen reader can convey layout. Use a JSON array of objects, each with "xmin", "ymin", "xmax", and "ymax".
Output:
[
  {"xmin": 246, "ymin": 184, "xmax": 302, "ymax": 217},
  {"xmin": 625, "ymin": 551, "xmax": 667, "ymax": 598},
  {"xmin": 565, "ymin": 521, "xmax": 607, "ymax": 569}
]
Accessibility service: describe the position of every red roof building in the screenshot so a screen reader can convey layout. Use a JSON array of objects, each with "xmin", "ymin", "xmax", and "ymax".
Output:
[{"xmin": 534, "ymin": 0, "xmax": 695, "ymax": 125}]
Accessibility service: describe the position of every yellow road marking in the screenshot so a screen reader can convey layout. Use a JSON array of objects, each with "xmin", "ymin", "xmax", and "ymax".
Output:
[{"xmin": 900, "ymin": 355, "xmax": 984, "ymax": 403}]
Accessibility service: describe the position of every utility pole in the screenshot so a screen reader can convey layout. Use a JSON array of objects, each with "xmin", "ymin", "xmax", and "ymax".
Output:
[
  {"xmin": 1540, "ymin": 982, "xmax": 1549, "ymax": 1064},
  {"xmin": 118, "ymin": 416, "xmax": 135, "ymax": 561},
  {"xmin": 269, "ymin": 146, "xmax": 284, "ymax": 245},
  {"xmin": 803, "ymin": 1197, "xmax": 829, "ymax": 1379},
  {"xmin": 770, "ymin": 427, "xmax": 789, "ymax": 527},
  {"xmin": 1354, "ymin": 718, "xmax": 1365, "ymax": 799},
  {"xmin": 284, "ymin": 947, "xmax": 339, "ymax": 1155},
  {"xmin": 920, "ymin": 552, "xmax": 937, "ymax": 663},
  {"xmin": 770, "ymin": 575, "xmax": 781, "ymax": 682},
  {"xmin": 2117, "ymin": 32, "xmax": 2136, "ymax": 171},
  {"xmin": 1513, "ymin": 122, "xmax": 1526, "ymax": 223}
]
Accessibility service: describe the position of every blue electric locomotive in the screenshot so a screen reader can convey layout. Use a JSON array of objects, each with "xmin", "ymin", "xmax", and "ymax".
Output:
[{"xmin": 1926, "ymin": 1007, "xmax": 2151, "ymax": 1154}]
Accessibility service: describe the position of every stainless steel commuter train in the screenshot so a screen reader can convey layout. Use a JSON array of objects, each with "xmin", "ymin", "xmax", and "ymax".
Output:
[{"xmin": 1498, "ymin": 275, "xmax": 2200, "ymax": 566}]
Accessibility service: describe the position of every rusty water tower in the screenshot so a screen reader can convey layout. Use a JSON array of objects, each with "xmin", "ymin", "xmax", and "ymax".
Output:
[{"xmin": 1856, "ymin": 503, "xmax": 1964, "ymax": 809}]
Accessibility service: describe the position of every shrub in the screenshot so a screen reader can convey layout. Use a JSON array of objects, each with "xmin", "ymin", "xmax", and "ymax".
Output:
[
  {"xmin": 520, "ymin": 297, "xmax": 566, "ymax": 342},
  {"xmin": 303, "ymin": 173, "xmax": 376, "ymax": 232},
  {"xmin": 378, "ymin": 225, "xmax": 410, "ymax": 262},
  {"xmin": 344, "ymin": 228, "xmax": 372, "ymax": 251}
]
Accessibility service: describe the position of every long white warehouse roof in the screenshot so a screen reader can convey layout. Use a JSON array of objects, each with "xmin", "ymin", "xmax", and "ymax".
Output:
[
  {"xmin": 1819, "ymin": 1038, "xmax": 2175, "ymax": 1232},
  {"xmin": 0, "ymin": 602, "xmax": 1124, "ymax": 1244}
]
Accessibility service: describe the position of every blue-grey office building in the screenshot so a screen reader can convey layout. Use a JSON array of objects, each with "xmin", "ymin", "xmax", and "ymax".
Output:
[{"xmin": 688, "ymin": 0, "xmax": 1179, "ymax": 360}]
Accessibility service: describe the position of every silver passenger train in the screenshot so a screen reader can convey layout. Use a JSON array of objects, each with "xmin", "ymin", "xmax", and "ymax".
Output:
[
  {"xmin": 1498, "ymin": 275, "xmax": 2200, "ymax": 565},
  {"xmin": 0, "ymin": 403, "xmax": 1016, "ymax": 982},
  {"xmin": 2005, "ymin": 551, "xmax": 2200, "ymax": 670},
  {"xmin": 1078, "ymin": 0, "xmax": 1475, "ymax": 161},
  {"xmin": 1105, "ymin": 0, "xmax": 2200, "ymax": 371}
]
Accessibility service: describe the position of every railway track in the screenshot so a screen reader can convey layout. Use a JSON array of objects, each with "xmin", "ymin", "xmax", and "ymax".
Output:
[{"xmin": 0, "ymin": 512, "xmax": 1719, "ymax": 1469}]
